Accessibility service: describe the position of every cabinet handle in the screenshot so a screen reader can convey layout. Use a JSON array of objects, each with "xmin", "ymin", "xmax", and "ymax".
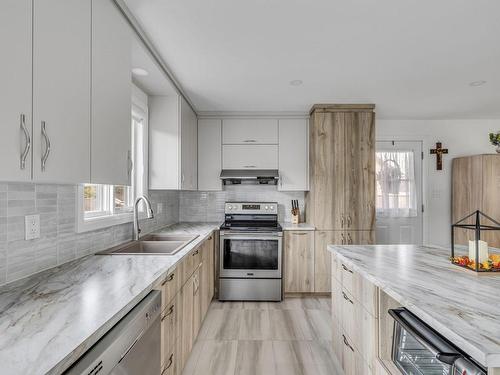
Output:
[
  {"xmin": 347, "ymin": 215, "xmax": 352, "ymax": 228},
  {"xmin": 291, "ymin": 232, "xmax": 307, "ymax": 236},
  {"xmin": 342, "ymin": 291, "xmax": 354, "ymax": 304},
  {"xmin": 347, "ymin": 233, "xmax": 352, "ymax": 244},
  {"xmin": 243, "ymin": 139, "xmax": 257, "ymax": 143},
  {"xmin": 127, "ymin": 150, "xmax": 133, "ymax": 178},
  {"xmin": 161, "ymin": 353, "xmax": 174, "ymax": 374},
  {"xmin": 340, "ymin": 233, "xmax": 345, "ymax": 244},
  {"xmin": 243, "ymin": 165, "xmax": 256, "ymax": 168},
  {"xmin": 192, "ymin": 249, "xmax": 199, "ymax": 256},
  {"xmin": 342, "ymin": 264, "xmax": 353, "ymax": 274},
  {"xmin": 161, "ymin": 304, "xmax": 175, "ymax": 321},
  {"xmin": 20, "ymin": 114, "xmax": 30, "ymax": 170},
  {"xmin": 341, "ymin": 215, "xmax": 345, "ymax": 228},
  {"xmin": 41, "ymin": 121, "xmax": 51, "ymax": 171},
  {"xmin": 161, "ymin": 273, "xmax": 175, "ymax": 286},
  {"xmin": 208, "ymin": 236, "xmax": 212, "ymax": 240},
  {"xmin": 342, "ymin": 335, "xmax": 355, "ymax": 352}
]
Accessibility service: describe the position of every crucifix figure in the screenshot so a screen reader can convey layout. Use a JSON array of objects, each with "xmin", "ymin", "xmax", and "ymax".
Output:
[{"xmin": 430, "ymin": 142, "xmax": 448, "ymax": 170}]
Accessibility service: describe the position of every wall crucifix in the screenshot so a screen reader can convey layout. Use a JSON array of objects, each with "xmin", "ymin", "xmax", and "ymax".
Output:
[{"xmin": 430, "ymin": 142, "xmax": 448, "ymax": 170}]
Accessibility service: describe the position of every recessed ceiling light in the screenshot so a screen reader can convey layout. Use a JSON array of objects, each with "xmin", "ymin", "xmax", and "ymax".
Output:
[
  {"xmin": 469, "ymin": 80, "xmax": 486, "ymax": 87},
  {"xmin": 290, "ymin": 80, "xmax": 303, "ymax": 86},
  {"xmin": 132, "ymin": 68, "xmax": 149, "ymax": 76}
]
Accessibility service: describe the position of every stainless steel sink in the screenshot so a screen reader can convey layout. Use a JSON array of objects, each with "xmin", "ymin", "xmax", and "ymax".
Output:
[{"xmin": 97, "ymin": 234, "xmax": 199, "ymax": 256}]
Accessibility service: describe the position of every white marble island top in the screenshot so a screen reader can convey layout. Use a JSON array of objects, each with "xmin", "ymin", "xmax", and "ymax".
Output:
[
  {"xmin": 0, "ymin": 222, "xmax": 220, "ymax": 375},
  {"xmin": 327, "ymin": 244, "xmax": 500, "ymax": 368}
]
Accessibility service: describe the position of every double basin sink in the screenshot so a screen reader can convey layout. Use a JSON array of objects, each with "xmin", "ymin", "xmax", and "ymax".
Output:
[{"xmin": 97, "ymin": 233, "xmax": 199, "ymax": 256}]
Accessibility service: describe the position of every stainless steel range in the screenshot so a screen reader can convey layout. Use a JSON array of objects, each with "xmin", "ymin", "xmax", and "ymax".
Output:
[{"xmin": 219, "ymin": 202, "xmax": 283, "ymax": 301}]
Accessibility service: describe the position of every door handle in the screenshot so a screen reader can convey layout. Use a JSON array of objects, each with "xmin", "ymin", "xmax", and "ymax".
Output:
[
  {"xmin": 41, "ymin": 121, "xmax": 51, "ymax": 171},
  {"xmin": 20, "ymin": 114, "xmax": 30, "ymax": 170}
]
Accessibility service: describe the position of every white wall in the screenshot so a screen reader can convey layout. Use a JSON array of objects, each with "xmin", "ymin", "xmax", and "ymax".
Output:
[{"xmin": 377, "ymin": 119, "xmax": 500, "ymax": 247}]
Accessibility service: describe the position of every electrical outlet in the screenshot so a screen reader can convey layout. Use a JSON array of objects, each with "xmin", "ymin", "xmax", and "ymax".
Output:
[
  {"xmin": 25, "ymin": 214, "xmax": 40, "ymax": 240},
  {"xmin": 157, "ymin": 203, "xmax": 163, "ymax": 214}
]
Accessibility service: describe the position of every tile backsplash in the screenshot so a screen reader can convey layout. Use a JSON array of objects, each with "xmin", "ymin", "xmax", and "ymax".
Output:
[
  {"xmin": 0, "ymin": 183, "xmax": 178, "ymax": 286},
  {"xmin": 0, "ymin": 182, "xmax": 306, "ymax": 286},
  {"xmin": 180, "ymin": 185, "xmax": 306, "ymax": 223}
]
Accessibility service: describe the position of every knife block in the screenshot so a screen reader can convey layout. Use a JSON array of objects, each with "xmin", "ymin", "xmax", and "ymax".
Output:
[{"xmin": 291, "ymin": 211, "xmax": 300, "ymax": 224}]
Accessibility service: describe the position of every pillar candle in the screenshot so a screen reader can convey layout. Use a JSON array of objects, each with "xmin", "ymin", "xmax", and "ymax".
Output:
[{"xmin": 468, "ymin": 240, "xmax": 489, "ymax": 263}]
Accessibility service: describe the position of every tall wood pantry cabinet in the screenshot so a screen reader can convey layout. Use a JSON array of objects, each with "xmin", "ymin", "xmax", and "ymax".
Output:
[
  {"xmin": 306, "ymin": 104, "xmax": 376, "ymax": 292},
  {"xmin": 452, "ymin": 154, "xmax": 500, "ymax": 247}
]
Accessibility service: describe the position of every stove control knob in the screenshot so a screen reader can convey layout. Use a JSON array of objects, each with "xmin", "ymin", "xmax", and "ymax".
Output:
[
  {"xmin": 270, "ymin": 205, "xmax": 274, "ymax": 210},
  {"xmin": 227, "ymin": 205, "xmax": 232, "ymax": 210},
  {"xmin": 265, "ymin": 205, "xmax": 269, "ymax": 210}
]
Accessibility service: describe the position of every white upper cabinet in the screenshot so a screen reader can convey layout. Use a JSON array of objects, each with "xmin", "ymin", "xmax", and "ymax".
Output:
[
  {"xmin": 223, "ymin": 145, "xmax": 278, "ymax": 170},
  {"xmin": 278, "ymin": 119, "xmax": 309, "ymax": 191},
  {"xmin": 198, "ymin": 119, "xmax": 222, "ymax": 191},
  {"xmin": 91, "ymin": 0, "xmax": 132, "ymax": 186},
  {"xmin": 222, "ymin": 119, "xmax": 278, "ymax": 144},
  {"xmin": 180, "ymin": 97, "xmax": 198, "ymax": 190},
  {"xmin": 149, "ymin": 95, "xmax": 198, "ymax": 190},
  {"xmin": 32, "ymin": 0, "xmax": 91, "ymax": 183},
  {"xmin": 0, "ymin": 0, "xmax": 32, "ymax": 181}
]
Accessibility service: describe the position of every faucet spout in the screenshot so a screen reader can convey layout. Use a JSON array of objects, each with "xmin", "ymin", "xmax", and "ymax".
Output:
[{"xmin": 133, "ymin": 195, "xmax": 154, "ymax": 241}]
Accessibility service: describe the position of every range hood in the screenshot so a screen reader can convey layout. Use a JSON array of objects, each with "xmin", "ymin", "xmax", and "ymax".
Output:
[{"xmin": 220, "ymin": 169, "xmax": 279, "ymax": 185}]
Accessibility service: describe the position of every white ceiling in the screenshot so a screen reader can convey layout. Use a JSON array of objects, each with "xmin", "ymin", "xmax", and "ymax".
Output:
[
  {"xmin": 124, "ymin": 0, "xmax": 500, "ymax": 118},
  {"xmin": 131, "ymin": 35, "xmax": 176, "ymax": 96}
]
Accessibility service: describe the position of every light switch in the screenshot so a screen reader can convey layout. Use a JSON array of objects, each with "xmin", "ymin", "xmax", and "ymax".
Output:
[{"xmin": 25, "ymin": 214, "xmax": 40, "ymax": 240}]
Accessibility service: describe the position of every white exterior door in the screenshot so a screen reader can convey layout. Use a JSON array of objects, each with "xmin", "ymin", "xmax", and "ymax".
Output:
[
  {"xmin": 0, "ymin": 0, "xmax": 32, "ymax": 181},
  {"xmin": 375, "ymin": 140, "xmax": 423, "ymax": 245}
]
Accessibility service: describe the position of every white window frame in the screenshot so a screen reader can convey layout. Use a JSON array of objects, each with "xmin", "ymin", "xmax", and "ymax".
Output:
[{"xmin": 76, "ymin": 85, "xmax": 149, "ymax": 233}]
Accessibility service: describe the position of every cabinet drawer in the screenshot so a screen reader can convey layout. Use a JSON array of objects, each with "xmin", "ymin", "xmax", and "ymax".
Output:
[
  {"xmin": 161, "ymin": 342, "xmax": 178, "ymax": 375},
  {"xmin": 331, "ymin": 276, "xmax": 342, "ymax": 321},
  {"xmin": 222, "ymin": 145, "xmax": 278, "ymax": 169},
  {"xmin": 222, "ymin": 118, "xmax": 278, "ymax": 144},
  {"xmin": 183, "ymin": 246, "xmax": 202, "ymax": 285},
  {"xmin": 340, "ymin": 288, "xmax": 375, "ymax": 370},
  {"xmin": 161, "ymin": 299, "xmax": 177, "ymax": 365},
  {"xmin": 159, "ymin": 267, "xmax": 182, "ymax": 310},
  {"xmin": 340, "ymin": 261, "xmax": 377, "ymax": 316},
  {"xmin": 341, "ymin": 331, "xmax": 372, "ymax": 375}
]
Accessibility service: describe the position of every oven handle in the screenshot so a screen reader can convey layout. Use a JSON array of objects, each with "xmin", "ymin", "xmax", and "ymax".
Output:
[
  {"xmin": 388, "ymin": 308, "xmax": 461, "ymax": 366},
  {"xmin": 220, "ymin": 234, "xmax": 281, "ymax": 241}
]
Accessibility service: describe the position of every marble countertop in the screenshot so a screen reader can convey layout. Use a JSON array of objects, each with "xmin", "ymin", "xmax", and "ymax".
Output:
[
  {"xmin": 280, "ymin": 222, "xmax": 315, "ymax": 231},
  {"xmin": 328, "ymin": 244, "xmax": 500, "ymax": 368},
  {"xmin": 0, "ymin": 222, "xmax": 220, "ymax": 375}
]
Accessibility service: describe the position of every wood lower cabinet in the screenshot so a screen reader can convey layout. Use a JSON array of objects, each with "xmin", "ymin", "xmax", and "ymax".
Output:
[
  {"xmin": 314, "ymin": 231, "xmax": 336, "ymax": 293},
  {"xmin": 156, "ymin": 234, "xmax": 215, "ymax": 375},
  {"xmin": 284, "ymin": 231, "xmax": 314, "ymax": 293}
]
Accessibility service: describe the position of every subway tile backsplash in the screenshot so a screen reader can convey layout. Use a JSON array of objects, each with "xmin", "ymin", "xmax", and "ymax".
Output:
[
  {"xmin": 0, "ymin": 183, "xmax": 179, "ymax": 286},
  {"xmin": 179, "ymin": 185, "xmax": 306, "ymax": 223},
  {"xmin": 0, "ymin": 182, "xmax": 305, "ymax": 286}
]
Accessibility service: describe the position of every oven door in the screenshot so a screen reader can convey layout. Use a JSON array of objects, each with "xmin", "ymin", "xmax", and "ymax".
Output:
[
  {"xmin": 220, "ymin": 232, "xmax": 282, "ymax": 278},
  {"xmin": 389, "ymin": 308, "xmax": 486, "ymax": 375}
]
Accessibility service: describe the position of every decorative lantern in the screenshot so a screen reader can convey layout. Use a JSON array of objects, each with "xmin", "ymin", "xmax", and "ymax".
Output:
[{"xmin": 451, "ymin": 210, "xmax": 500, "ymax": 272}]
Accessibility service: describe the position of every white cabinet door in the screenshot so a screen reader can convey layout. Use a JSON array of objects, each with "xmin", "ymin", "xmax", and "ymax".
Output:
[
  {"xmin": 180, "ymin": 97, "xmax": 197, "ymax": 190},
  {"xmin": 222, "ymin": 145, "xmax": 278, "ymax": 169},
  {"xmin": 32, "ymin": 0, "xmax": 91, "ymax": 183},
  {"xmin": 91, "ymin": 0, "xmax": 132, "ymax": 185},
  {"xmin": 222, "ymin": 119, "xmax": 278, "ymax": 144},
  {"xmin": 149, "ymin": 95, "xmax": 180, "ymax": 190},
  {"xmin": 278, "ymin": 119, "xmax": 309, "ymax": 191},
  {"xmin": 0, "ymin": 0, "xmax": 32, "ymax": 181},
  {"xmin": 198, "ymin": 119, "xmax": 222, "ymax": 191}
]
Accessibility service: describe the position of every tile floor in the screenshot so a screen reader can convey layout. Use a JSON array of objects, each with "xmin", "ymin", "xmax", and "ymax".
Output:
[{"xmin": 182, "ymin": 296, "xmax": 343, "ymax": 375}]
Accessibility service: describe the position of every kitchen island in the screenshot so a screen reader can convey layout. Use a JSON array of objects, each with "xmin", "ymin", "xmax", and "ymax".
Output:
[
  {"xmin": 328, "ymin": 244, "xmax": 500, "ymax": 374},
  {"xmin": 0, "ymin": 222, "xmax": 219, "ymax": 375}
]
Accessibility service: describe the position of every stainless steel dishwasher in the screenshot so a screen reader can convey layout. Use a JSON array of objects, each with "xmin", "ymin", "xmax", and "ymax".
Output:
[{"xmin": 65, "ymin": 290, "xmax": 162, "ymax": 375}]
